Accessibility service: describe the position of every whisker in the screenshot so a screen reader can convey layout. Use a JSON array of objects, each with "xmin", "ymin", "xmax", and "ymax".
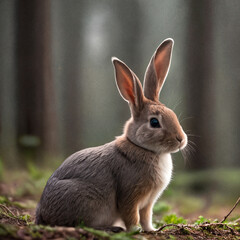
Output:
[
  {"xmin": 187, "ymin": 140, "xmax": 197, "ymax": 148},
  {"xmin": 187, "ymin": 134, "xmax": 201, "ymax": 138},
  {"xmin": 178, "ymin": 112, "xmax": 183, "ymax": 122},
  {"xmin": 181, "ymin": 149, "xmax": 191, "ymax": 168},
  {"xmin": 180, "ymin": 137, "xmax": 197, "ymax": 168},
  {"xmin": 181, "ymin": 149, "xmax": 188, "ymax": 167},
  {"xmin": 172, "ymin": 98, "xmax": 183, "ymax": 111},
  {"xmin": 186, "ymin": 143, "xmax": 196, "ymax": 153},
  {"xmin": 180, "ymin": 116, "xmax": 194, "ymax": 124}
]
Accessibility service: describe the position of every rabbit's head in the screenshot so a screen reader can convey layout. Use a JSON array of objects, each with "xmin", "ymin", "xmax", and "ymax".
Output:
[{"xmin": 112, "ymin": 39, "xmax": 187, "ymax": 154}]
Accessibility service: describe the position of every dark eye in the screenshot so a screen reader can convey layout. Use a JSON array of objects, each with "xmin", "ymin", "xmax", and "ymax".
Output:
[{"xmin": 150, "ymin": 118, "xmax": 161, "ymax": 128}]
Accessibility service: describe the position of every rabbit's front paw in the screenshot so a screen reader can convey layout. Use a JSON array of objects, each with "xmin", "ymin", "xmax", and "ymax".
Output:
[{"xmin": 142, "ymin": 226, "xmax": 157, "ymax": 232}]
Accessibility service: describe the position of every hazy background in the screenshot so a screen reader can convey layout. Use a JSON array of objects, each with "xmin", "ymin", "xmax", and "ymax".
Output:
[{"xmin": 0, "ymin": 1, "xmax": 240, "ymax": 212}]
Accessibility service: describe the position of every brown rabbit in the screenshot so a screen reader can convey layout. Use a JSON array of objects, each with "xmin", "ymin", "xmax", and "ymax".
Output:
[{"xmin": 35, "ymin": 38, "xmax": 187, "ymax": 232}]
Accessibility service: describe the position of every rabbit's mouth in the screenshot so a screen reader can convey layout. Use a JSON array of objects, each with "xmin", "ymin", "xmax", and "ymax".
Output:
[
  {"xmin": 167, "ymin": 136, "xmax": 188, "ymax": 154},
  {"xmin": 179, "ymin": 138, "xmax": 188, "ymax": 150}
]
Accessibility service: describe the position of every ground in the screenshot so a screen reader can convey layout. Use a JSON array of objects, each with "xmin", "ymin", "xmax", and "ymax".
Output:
[{"xmin": 0, "ymin": 167, "xmax": 239, "ymax": 239}]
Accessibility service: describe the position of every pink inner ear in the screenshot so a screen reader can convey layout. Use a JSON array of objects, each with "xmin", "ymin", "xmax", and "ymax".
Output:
[
  {"xmin": 155, "ymin": 51, "xmax": 167, "ymax": 84},
  {"xmin": 154, "ymin": 43, "xmax": 172, "ymax": 89},
  {"xmin": 116, "ymin": 64, "xmax": 136, "ymax": 104},
  {"xmin": 123, "ymin": 79, "xmax": 135, "ymax": 104}
]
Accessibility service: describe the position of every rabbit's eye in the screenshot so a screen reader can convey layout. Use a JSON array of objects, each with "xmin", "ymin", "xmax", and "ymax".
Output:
[{"xmin": 150, "ymin": 118, "xmax": 161, "ymax": 128}]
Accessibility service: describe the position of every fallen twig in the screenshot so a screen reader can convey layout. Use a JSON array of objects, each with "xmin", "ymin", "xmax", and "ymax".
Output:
[
  {"xmin": 234, "ymin": 217, "xmax": 240, "ymax": 223},
  {"xmin": 156, "ymin": 222, "xmax": 239, "ymax": 236},
  {"xmin": 157, "ymin": 223, "xmax": 183, "ymax": 232},
  {"xmin": 0, "ymin": 203, "xmax": 15, "ymax": 217},
  {"xmin": 0, "ymin": 203, "xmax": 22, "ymax": 225},
  {"xmin": 221, "ymin": 196, "xmax": 240, "ymax": 223},
  {"xmin": 198, "ymin": 223, "xmax": 236, "ymax": 235}
]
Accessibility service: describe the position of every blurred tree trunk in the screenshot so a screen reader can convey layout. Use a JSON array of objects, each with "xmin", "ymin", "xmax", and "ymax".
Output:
[
  {"xmin": 0, "ymin": 0, "xmax": 18, "ymax": 166},
  {"xmin": 54, "ymin": 1, "xmax": 86, "ymax": 156},
  {"xmin": 16, "ymin": 0, "xmax": 58, "ymax": 162},
  {"xmin": 185, "ymin": 0, "xmax": 215, "ymax": 170}
]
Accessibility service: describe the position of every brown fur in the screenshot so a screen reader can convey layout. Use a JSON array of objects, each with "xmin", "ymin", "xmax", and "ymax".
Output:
[
  {"xmin": 36, "ymin": 39, "xmax": 187, "ymax": 232},
  {"xmin": 115, "ymin": 135, "xmax": 170, "ymax": 230}
]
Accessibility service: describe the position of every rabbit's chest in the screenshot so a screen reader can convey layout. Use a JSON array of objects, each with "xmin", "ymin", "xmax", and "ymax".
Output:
[
  {"xmin": 155, "ymin": 153, "xmax": 173, "ymax": 187},
  {"xmin": 139, "ymin": 153, "xmax": 173, "ymax": 209}
]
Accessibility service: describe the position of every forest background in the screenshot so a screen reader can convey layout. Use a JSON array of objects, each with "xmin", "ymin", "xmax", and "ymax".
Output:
[{"xmin": 0, "ymin": 0, "xmax": 239, "ymax": 231}]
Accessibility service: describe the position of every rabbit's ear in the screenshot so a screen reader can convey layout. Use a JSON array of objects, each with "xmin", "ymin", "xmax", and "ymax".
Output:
[
  {"xmin": 112, "ymin": 57, "xmax": 144, "ymax": 112},
  {"xmin": 143, "ymin": 38, "xmax": 174, "ymax": 102}
]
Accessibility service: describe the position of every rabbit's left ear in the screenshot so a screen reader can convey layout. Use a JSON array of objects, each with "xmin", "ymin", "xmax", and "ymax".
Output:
[
  {"xmin": 143, "ymin": 39, "xmax": 174, "ymax": 102},
  {"xmin": 112, "ymin": 57, "xmax": 144, "ymax": 113}
]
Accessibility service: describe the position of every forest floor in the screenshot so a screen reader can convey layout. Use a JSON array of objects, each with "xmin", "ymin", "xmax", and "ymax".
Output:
[{"xmin": 0, "ymin": 167, "xmax": 239, "ymax": 239}]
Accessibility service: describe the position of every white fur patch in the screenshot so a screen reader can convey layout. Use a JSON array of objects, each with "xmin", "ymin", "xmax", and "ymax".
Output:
[{"xmin": 139, "ymin": 153, "xmax": 172, "ymax": 210}]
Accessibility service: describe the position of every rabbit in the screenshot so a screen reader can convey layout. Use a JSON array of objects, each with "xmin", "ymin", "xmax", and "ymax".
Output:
[{"xmin": 35, "ymin": 38, "xmax": 187, "ymax": 232}]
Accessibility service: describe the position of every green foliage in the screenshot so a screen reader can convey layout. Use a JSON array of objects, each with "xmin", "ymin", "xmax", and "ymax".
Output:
[
  {"xmin": 0, "ymin": 196, "xmax": 33, "ymax": 226},
  {"xmin": 83, "ymin": 226, "xmax": 140, "ymax": 240},
  {"xmin": 194, "ymin": 216, "xmax": 210, "ymax": 225},
  {"xmin": 18, "ymin": 214, "xmax": 31, "ymax": 225},
  {"xmin": 162, "ymin": 214, "xmax": 187, "ymax": 224},
  {"xmin": 0, "ymin": 196, "xmax": 9, "ymax": 205},
  {"xmin": 30, "ymin": 224, "xmax": 54, "ymax": 232},
  {"xmin": 82, "ymin": 227, "xmax": 111, "ymax": 238},
  {"xmin": 153, "ymin": 201, "xmax": 171, "ymax": 214},
  {"xmin": 110, "ymin": 229, "xmax": 141, "ymax": 240},
  {"xmin": 0, "ymin": 224, "xmax": 17, "ymax": 237},
  {"xmin": 27, "ymin": 161, "xmax": 44, "ymax": 180},
  {"xmin": 11, "ymin": 164, "xmax": 52, "ymax": 198},
  {"xmin": 0, "ymin": 209, "xmax": 27, "ymax": 225},
  {"xmin": 0, "ymin": 195, "xmax": 28, "ymax": 209}
]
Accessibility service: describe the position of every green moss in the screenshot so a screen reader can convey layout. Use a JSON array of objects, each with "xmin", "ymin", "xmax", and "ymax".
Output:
[
  {"xmin": 82, "ymin": 226, "xmax": 140, "ymax": 240},
  {"xmin": 83, "ymin": 227, "xmax": 111, "ymax": 238},
  {"xmin": 0, "ymin": 224, "xmax": 17, "ymax": 237}
]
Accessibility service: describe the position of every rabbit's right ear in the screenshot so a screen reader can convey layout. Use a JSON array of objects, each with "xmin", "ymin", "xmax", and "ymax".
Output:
[
  {"xmin": 143, "ymin": 39, "xmax": 174, "ymax": 102},
  {"xmin": 112, "ymin": 57, "xmax": 144, "ymax": 113}
]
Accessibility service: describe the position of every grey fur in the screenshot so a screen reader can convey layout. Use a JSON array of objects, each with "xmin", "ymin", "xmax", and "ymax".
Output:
[
  {"xmin": 36, "ymin": 139, "xmax": 161, "ymax": 227},
  {"xmin": 36, "ymin": 39, "xmax": 187, "ymax": 231}
]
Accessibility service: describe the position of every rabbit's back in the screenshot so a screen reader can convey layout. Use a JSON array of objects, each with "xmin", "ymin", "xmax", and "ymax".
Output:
[
  {"xmin": 36, "ymin": 141, "xmax": 120, "ymax": 227},
  {"xmin": 53, "ymin": 141, "xmax": 117, "ymax": 182}
]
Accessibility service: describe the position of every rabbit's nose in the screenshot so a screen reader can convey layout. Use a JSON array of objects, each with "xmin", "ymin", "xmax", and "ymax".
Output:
[{"xmin": 176, "ymin": 136, "xmax": 182, "ymax": 143}]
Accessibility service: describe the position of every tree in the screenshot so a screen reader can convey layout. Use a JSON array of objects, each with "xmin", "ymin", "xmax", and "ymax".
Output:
[
  {"xmin": 16, "ymin": 0, "xmax": 58, "ymax": 162},
  {"xmin": 184, "ymin": 0, "xmax": 215, "ymax": 170},
  {"xmin": 52, "ymin": 0, "xmax": 87, "ymax": 156}
]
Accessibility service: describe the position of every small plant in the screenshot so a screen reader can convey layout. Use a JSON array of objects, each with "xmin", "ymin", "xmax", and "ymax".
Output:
[
  {"xmin": 19, "ymin": 214, "xmax": 32, "ymax": 225},
  {"xmin": 0, "ymin": 196, "xmax": 9, "ymax": 205},
  {"xmin": 163, "ymin": 213, "xmax": 187, "ymax": 224},
  {"xmin": 194, "ymin": 215, "xmax": 210, "ymax": 225}
]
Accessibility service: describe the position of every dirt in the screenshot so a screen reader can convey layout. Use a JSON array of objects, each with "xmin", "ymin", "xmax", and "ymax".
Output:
[
  {"xmin": 0, "ymin": 199, "xmax": 239, "ymax": 240},
  {"xmin": 0, "ymin": 179, "xmax": 239, "ymax": 240}
]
